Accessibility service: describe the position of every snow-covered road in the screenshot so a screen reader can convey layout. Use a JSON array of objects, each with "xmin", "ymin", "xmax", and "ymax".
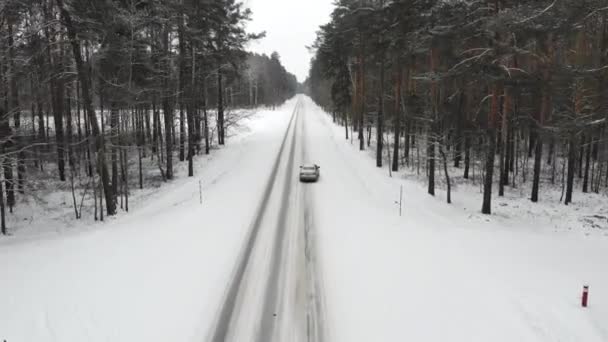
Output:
[{"xmin": 208, "ymin": 97, "xmax": 325, "ymax": 342}]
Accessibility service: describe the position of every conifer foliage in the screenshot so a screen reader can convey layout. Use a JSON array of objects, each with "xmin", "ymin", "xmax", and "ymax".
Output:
[
  {"xmin": 308, "ymin": 0, "xmax": 608, "ymax": 214},
  {"xmin": 0, "ymin": 0, "xmax": 297, "ymax": 232}
]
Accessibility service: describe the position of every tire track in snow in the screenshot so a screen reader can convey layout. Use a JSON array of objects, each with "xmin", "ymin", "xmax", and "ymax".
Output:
[
  {"xmin": 208, "ymin": 99, "xmax": 301, "ymax": 342},
  {"xmin": 207, "ymin": 96, "xmax": 326, "ymax": 342},
  {"xmin": 256, "ymin": 100, "xmax": 301, "ymax": 342},
  {"xmin": 300, "ymin": 100, "xmax": 327, "ymax": 342},
  {"xmin": 254, "ymin": 98, "xmax": 326, "ymax": 342}
]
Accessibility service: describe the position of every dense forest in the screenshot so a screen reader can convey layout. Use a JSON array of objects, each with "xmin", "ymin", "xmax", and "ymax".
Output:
[
  {"xmin": 0, "ymin": 0, "xmax": 298, "ymax": 233},
  {"xmin": 307, "ymin": 0, "xmax": 608, "ymax": 214}
]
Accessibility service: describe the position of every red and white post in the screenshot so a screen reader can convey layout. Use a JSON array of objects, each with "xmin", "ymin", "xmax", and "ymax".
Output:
[{"xmin": 582, "ymin": 285, "xmax": 589, "ymax": 308}]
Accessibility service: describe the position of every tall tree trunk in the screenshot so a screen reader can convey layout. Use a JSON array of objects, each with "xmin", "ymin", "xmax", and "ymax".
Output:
[
  {"xmin": 178, "ymin": 15, "xmax": 186, "ymax": 162},
  {"xmin": 344, "ymin": 111, "xmax": 349, "ymax": 140},
  {"xmin": 357, "ymin": 53, "xmax": 365, "ymax": 151},
  {"xmin": 45, "ymin": 14, "xmax": 66, "ymax": 182},
  {"xmin": 188, "ymin": 45, "xmax": 196, "ymax": 177},
  {"xmin": 217, "ymin": 71, "xmax": 225, "ymax": 145},
  {"xmin": 440, "ymin": 145, "xmax": 451, "ymax": 204},
  {"xmin": 532, "ymin": 34, "xmax": 553, "ymax": 201},
  {"xmin": 179, "ymin": 105, "xmax": 185, "ymax": 161},
  {"xmin": 428, "ymin": 46, "xmax": 439, "ymax": 196},
  {"xmin": 508, "ymin": 126, "xmax": 515, "ymax": 173},
  {"xmin": 392, "ymin": 64, "xmax": 402, "ymax": 172},
  {"xmin": 531, "ymin": 139, "xmax": 542, "ymax": 202},
  {"xmin": 464, "ymin": 134, "xmax": 471, "ymax": 179},
  {"xmin": 137, "ymin": 108, "xmax": 144, "ymax": 189},
  {"xmin": 84, "ymin": 91, "xmax": 93, "ymax": 177},
  {"xmin": 111, "ymin": 105, "xmax": 119, "ymax": 199},
  {"xmin": 76, "ymin": 80, "xmax": 83, "ymax": 147},
  {"xmin": 583, "ymin": 133, "xmax": 591, "ymax": 193},
  {"xmin": 482, "ymin": 84, "xmax": 500, "ymax": 215},
  {"xmin": 503, "ymin": 128, "xmax": 511, "ymax": 185},
  {"xmin": 454, "ymin": 90, "xmax": 465, "ymax": 169},
  {"xmin": 565, "ymin": 133, "xmax": 577, "ymax": 205},
  {"xmin": 122, "ymin": 148, "xmax": 128, "ymax": 212},
  {"xmin": 530, "ymin": 95, "xmax": 550, "ymax": 203},
  {"xmin": 499, "ymin": 85, "xmax": 509, "ymax": 196},
  {"xmin": 376, "ymin": 59, "xmax": 385, "ymax": 168},
  {"xmin": 54, "ymin": 75, "xmax": 66, "ymax": 182},
  {"xmin": 482, "ymin": 129, "xmax": 496, "ymax": 214},
  {"xmin": 0, "ymin": 54, "xmax": 15, "ymax": 215},
  {"xmin": 56, "ymin": 0, "xmax": 116, "ymax": 215},
  {"xmin": 547, "ymin": 137, "xmax": 554, "ymax": 165},
  {"xmin": 65, "ymin": 85, "xmax": 74, "ymax": 168},
  {"xmin": 31, "ymin": 77, "xmax": 40, "ymax": 169},
  {"xmin": 195, "ymin": 107, "xmax": 201, "ymax": 153},
  {"xmin": 152, "ymin": 101, "xmax": 159, "ymax": 155},
  {"xmin": 427, "ymin": 130, "xmax": 435, "ymax": 196},
  {"xmin": 454, "ymin": 107, "xmax": 463, "ymax": 169},
  {"xmin": 528, "ymin": 128, "xmax": 536, "ymax": 158},
  {"xmin": 404, "ymin": 121, "xmax": 410, "ymax": 166},
  {"xmin": 7, "ymin": 23, "xmax": 26, "ymax": 193},
  {"xmin": 203, "ymin": 77, "xmax": 210, "ymax": 155},
  {"xmin": 578, "ymin": 135, "xmax": 584, "ymax": 179},
  {"xmin": 162, "ymin": 24, "xmax": 173, "ymax": 180},
  {"xmin": 144, "ymin": 105, "xmax": 151, "ymax": 155},
  {"xmin": 163, "ymin": 98, "xmax": 173, "ymax": 180},
  {"xmin": 38, "ymin": 95, "xmax": 45, "ymax": 143},
  {"xmin": 0, "ymin": 166, "xmax": 5, "ymax": 234}
]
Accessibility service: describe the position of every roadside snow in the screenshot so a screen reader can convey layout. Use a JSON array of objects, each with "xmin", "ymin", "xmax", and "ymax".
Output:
[
  {"xmin": 2, "ymin": 107, "xmax": 266, "ymax": 240},
  {"xmin": 0, "ymin": 100, "xmax": 297, "ymax": 342},
  {"xmin": 2, "ymin": 96, "xmax": 605, "ymax": 342},
  {"xmin": 302, "ymin": 97, "xmax": 608, "ymax": 342}
]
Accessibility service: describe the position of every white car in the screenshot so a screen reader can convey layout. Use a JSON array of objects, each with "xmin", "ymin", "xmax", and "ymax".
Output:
[{"xmin": 299, "ymin": 164, "xmax": 320, "ymax": 182}]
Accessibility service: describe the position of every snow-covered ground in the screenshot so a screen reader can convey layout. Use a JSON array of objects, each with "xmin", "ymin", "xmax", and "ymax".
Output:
[
  {"xmin": 2, "ymin": 106, "xmax": 261, "ymax": 239},
  {"xmin": 302, "ymin": 97, "xmax": 608, "ymax": 342},
  {"xmin": 0, "ymin": 99, "xmax": 297, "ymax": 342},
  {"xmin": 2, "ymin": 95, "xmax": 606, "ymax": 342}
]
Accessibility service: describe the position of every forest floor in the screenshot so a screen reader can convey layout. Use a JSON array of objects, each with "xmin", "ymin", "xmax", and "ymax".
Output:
[
  {"xmin": 350, "ymin": 116, "xmax": 608, "ymax": 236},
  {"xmin": 1, "ymin": 106, "xmax": 260, "ymax": 239}
]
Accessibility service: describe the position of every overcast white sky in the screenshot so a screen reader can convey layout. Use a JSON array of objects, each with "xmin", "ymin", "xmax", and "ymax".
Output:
[{"xmin": 245, "ymin": 0, "xmax": 334, "ymax": 82}]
